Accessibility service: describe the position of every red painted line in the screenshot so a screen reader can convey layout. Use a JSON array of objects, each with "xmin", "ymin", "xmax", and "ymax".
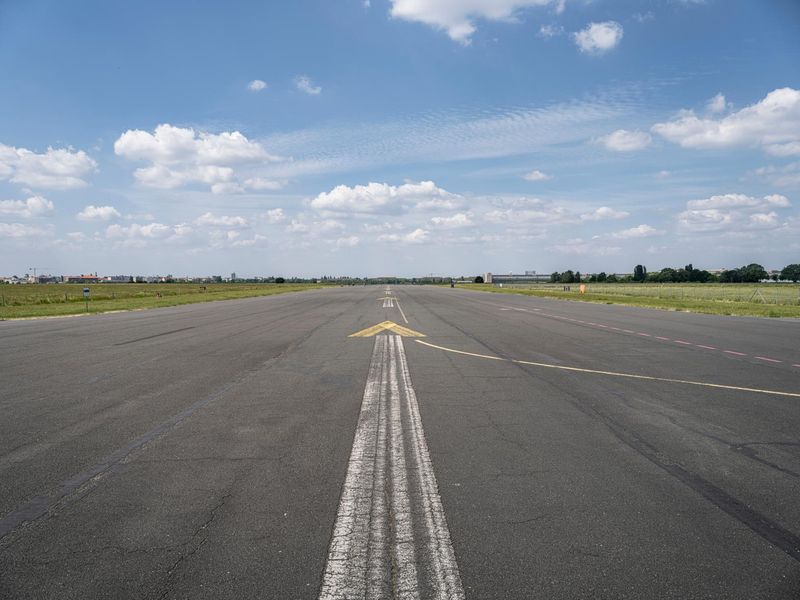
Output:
[
  {"xmin": 655, "ymin": 336, "xmax": 670, "ymax": 341},
  {"xmin": 674, "ymin": 340, "xmax": 692, "ymax": 345},
  {"xmin": 637, "ymin": 332, "xmax": 651, "ymax": 337},
  {"xmin": 696, "ymin": 345, "xmax": 717, "ymax": 350},
  {"xmin": 724, "ymin": 350, "xmax": 747, "ymax": 356},
  {"xmin": 755, "ymin": 356, "xmax": 783, "ymax": 364}
]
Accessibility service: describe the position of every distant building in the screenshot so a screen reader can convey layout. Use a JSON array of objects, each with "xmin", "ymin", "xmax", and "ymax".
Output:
[
  {"xmin": 488, "ymin": 272, "xmax": 550, "ymax": 284},
  {"xmin": 64, "ymin": 274, "xmax": 101, "ymax": 284},
  {"xmin": 484, "ymin": 272, "xmax": 493, "ymax": 283}
]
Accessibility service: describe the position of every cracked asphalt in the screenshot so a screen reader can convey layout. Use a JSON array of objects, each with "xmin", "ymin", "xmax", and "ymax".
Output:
[{"xmin": 1, "ymin": 285, "xmax": 799, "ymax": 599}]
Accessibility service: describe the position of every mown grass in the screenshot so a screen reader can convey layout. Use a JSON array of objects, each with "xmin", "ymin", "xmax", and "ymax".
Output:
[
  {"xmin": 0, "ymin": 283, "xmax": 325, "ymax": 319},
  {"xmin": 461, "ymin": 283, "xmax": 800, "ymax": 318}
]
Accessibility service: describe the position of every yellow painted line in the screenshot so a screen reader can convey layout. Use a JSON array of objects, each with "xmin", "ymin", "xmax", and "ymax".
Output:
[
  {"xmin": 414, "ymin": 339, "xmax": 800, "ymax": 399},
  {"xmin": 350, "ymin": 321, "xmax": 426, "ymax": 338}
]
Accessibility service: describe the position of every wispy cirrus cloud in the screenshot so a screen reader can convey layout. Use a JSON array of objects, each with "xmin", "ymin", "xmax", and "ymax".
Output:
[{"xmin": 261, "ymin": 93, "xmax": 643, "ymax": 178}]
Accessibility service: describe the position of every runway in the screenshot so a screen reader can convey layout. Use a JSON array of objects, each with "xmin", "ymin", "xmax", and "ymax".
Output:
[{"xmin": 1, "ymin": 285, "xmax": 799, "ymax": 599}]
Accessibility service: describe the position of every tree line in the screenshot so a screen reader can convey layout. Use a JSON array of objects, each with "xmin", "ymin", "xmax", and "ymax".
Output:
[{"xmin": 549, "ymin": 263, "xmax": 800, "ymax": 284}]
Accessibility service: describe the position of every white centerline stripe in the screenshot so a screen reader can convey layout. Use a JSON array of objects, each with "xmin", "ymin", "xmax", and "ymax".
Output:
[{"xmin": 319, "ymin": 336, "xmax": 464, "ymax": 599}]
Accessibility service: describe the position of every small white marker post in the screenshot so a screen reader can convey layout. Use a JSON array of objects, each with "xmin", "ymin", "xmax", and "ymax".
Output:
[{"xmin": 83, "ymin": 287, "xmax": 90, "ymax": 313}]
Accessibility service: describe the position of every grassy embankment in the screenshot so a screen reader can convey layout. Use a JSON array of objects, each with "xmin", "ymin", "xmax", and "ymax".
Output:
[
  {"xmin": 0, "ymin": 283, "xmax": 325, "ymax": 319},
  {"xmin": 461, "ymin": 282, "xmax": 800, "ymax": 318}
]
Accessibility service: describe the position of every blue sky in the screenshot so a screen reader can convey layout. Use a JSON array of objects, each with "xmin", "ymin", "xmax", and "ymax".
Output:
[{"xmin": 1, "ymin": 0, "xmax": 799, "ymax": 277}]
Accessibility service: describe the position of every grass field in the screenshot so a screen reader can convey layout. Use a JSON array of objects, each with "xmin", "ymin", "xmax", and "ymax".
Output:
[
  {"xmin": 463, "ymin": 282, "xmax": 800, "ymax": 318},
  {"xmin": 0, "ymin": 283, "xmax": 325, "ymax": 319}
]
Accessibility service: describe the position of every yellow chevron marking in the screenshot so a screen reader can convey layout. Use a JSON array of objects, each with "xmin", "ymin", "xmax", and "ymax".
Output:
[{"xmin": 349, "ymin": 321, "xmax": 426, "ymax": 338}]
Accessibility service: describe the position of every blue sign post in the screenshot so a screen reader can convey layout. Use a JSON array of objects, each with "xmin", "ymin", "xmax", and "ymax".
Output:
[{"xmin": 83, "ymin": 287, "xmax": 90, "ymax": 313}]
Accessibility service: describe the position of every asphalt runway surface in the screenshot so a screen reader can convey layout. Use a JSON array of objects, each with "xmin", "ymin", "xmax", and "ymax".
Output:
[{"xmin": 1, "ymin": 285, "xmax": 799, "ymax": 599}]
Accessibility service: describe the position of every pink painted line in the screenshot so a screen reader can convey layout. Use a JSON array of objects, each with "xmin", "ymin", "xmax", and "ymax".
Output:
[
  {"xmin": 674, "ymin": 340, "xmax": 692, "ymax": 345},
  {"xmin": 637, "ymin": 333, "xmax": 651, "ymax": 337},
  {"xmin": 724, "ymin": 350, "xmax": 747, "ymax": 356},
  {"xmin": 655, "ymin": 336, "xmax": 670, "ymax": 341},
  {"xmin": 755, "ymin": 356, "xmax": 783, "ymax": 364},
  {"xmin": 596, "ymin": 324, "xmax": 608, "ymax": 328},
  {"xmin": 696, "ymin": 345, "xmax": 717, "ymax": 350},
  {"xmin": 793, "ymin": 364, "xmax": 800, "ymax": 368},
  {"xmin": 622, "ymin": 329, "xmax": 636, "ymax": 334},
  {"xmin": 608, "ymin": 327, "xmax": 622, "ymax": 331}
]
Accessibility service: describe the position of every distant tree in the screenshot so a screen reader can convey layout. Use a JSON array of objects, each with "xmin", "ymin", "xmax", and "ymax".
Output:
[
  {"xmin": 719, "ymin": 269, "xmax": 741, "ymax": 283},
  {"xmin": 549, "ymin": 272, "xmax": 561, "ymax": 283},
  {"xmin": 741, "ymin": 263, "xmax": 768, "ymax": 283},
  {"xmin": 561, "ymin": 270, "xmax": 575, "ymax": 284},
  {"xmin": 574, "ymin": 271, "xmax": 581, "ymax": 283},
  {"xmin": 596, "ymin": 272, "xmax": 607, "ymax": 282},
  {"xmin": 275, "ymin": 277, "xmax": 286, "ymax": 284},
  {"xmin": 658, "ymin": 267, "xmax": 678, "ymax": 283},
  {"xmin": 128, "ymin": 276, "xmax": 134, "ymax": 283},
  {"xmin": 780, "ymin": 264, "xmax": 800, "ymax": 282},
  {"xmin": 632, "ymin": 264, "xmax": 647, "ymax": 282},
  {"xmin": 606, "ymin": 274, "xmax": 618, "ymax": 283},
  {"xmin": 474, "ymin": 275, "xmax": 484, "ymax": 284}
]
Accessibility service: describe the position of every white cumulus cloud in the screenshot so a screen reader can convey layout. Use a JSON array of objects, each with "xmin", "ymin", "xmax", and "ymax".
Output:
[
  {"xmin": 0, "ymin": 195, "xmax": 54, "ymax": 218},
  {"xmin": 77, "ymin": 205, "xmax": 121, "ymax": 221},
  {"xmin": 597, "ymin": 129, "xmax": 651, "ymax": 152},
  {"xmin": 248, "ymin": 79, "xmax": 267, "ymax": 92},
  {"xmin": 538, "ymin": 24, "xmax": 564, "ymax": 38},
  {"xmin": 580, "ymin": 206, "xmax": 629, "ymax": 221},
  {"xmin": 194, "ymin": 212, "xmax": 249, "ymax": 229},
  {"xmin": 378, "ymin": 227, "xmax": 429, "ymax": 244},
  {"xmin": 522, "ymin": 169, "xmax": 551, "ymax": 181},
  {"xmin": 105, "ymin": 222, "xmax": 193, "ymax": 247},
  {"xmin": 429, "ymin": 213, "xmax": 473, "ymax": 229},
  {"xmin": 573, "ymin": 21, "xmax": 623, "ymax": 54},
  {"xmin": 334, "ymin": 235, "xmax": 360, "ymax": 248},
  {"xmin": 652, "ymin": 88, "xmax": 800, "ymax": 156},
  {"xmin": 610, "ymin": 224, "xmax": 663, "ymax": 239},
  {"xmin": 389, "ymin": 0, "xmax": 559, "ymax": 43},
  {"xmin": 310, "ymin": 180, "xmax": 461, "ymax": 215},
  {"xmin": 114, "ymin": 124, "xmax": 281, "ymax": 192},
  {"xmin": 0, "ymin": 222, "xmax": 51, "ymax": 238},
  {"xmin": 0, "ymin": 143, "xmax": 96, "ymax": 189},
  {"xmin": 678, "ymin": 193, "xmax": 791, "ymax": 232},
  {"xmin": 294, "ymin": 75, "xmax": 322, "ymax": 95},
  {"xmin": 706, "ymin": 93, "xmax": 729, "ymax": 114},
  {"xmin": 243, "ymin": 177, "xmax": 285, "ymax": 191},
  {"xmin": 264, "ymin": 208, "xmax": 286, "ymax": 224}
]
